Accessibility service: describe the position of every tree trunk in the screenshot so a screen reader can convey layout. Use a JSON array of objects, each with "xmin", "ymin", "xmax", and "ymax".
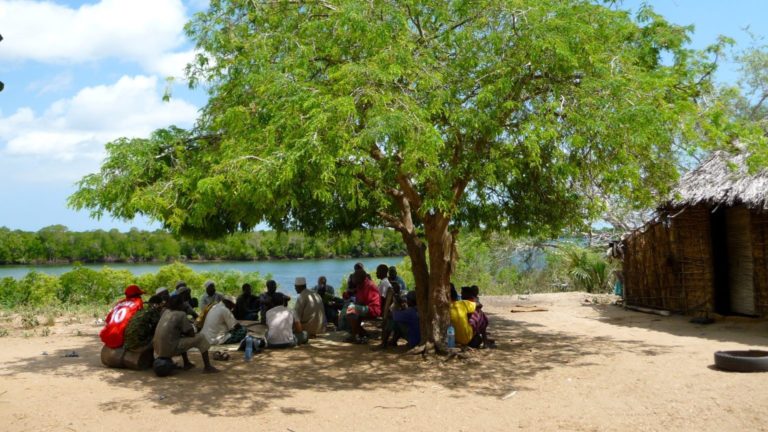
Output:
[
  {"xmin": 399, "ymin": 229, "xmax": 430, "ymax": 344},
  {"xmin": 424, "ymin": 219, "xmax": 455, "ymax": 351},
  {"xmin": 398, "ymin": 215, "xmax": 457, "ymax": 353}
]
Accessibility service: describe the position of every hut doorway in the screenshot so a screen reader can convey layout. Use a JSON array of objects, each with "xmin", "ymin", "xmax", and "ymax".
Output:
[
  {"xmin": 725, "ymin": 207, "xmax": 756, "ymax": 315},
  {"xmin": 711, "ymin": 207, "xmax": 756, "ymax": 316}
]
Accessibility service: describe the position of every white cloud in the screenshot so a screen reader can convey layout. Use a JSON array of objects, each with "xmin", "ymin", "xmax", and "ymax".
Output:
[
  {"xmin": 0, "ymin": 75, "xmax": 199, "ymax": 168},
  {"xmin": 0, "ymin": 0, "xmax": 192, "ymax": 76},
  {"xmin": 148, "ymin": 49, "xmax": 197, "ymax": 78}
]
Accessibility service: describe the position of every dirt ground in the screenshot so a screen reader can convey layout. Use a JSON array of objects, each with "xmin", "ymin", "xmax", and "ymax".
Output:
[{"xmin": 2, "ymin": 292, "xmax": 768, "ymax": 432}]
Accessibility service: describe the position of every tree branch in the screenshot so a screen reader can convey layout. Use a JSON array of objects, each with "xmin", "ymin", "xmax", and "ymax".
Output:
[{"xmin": 378, "ymin": 210, "xmax": 406, "ymax": 232}]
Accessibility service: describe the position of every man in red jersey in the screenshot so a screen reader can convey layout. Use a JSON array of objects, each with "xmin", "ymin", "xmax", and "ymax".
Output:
[
  {"xmin": 342, "ymin": 269, "xmax": 381, "ymax": 344},
  {"xmin": 100, "ymin": 285, "xmax": 145, "ymax": 349}
]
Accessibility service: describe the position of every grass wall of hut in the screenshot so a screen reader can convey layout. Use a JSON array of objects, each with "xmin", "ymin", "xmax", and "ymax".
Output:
[{"xmin": 622, "ymin": 205, "xmax": 768, "ymax": 318}]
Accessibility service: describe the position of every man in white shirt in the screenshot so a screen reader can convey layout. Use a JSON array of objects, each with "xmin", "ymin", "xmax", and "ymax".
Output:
[
  {"xmin": 201, "ymin": 295, "xmax": 245, "ymax": 346},
  {"xmin": 376, "ymin": 264, "xmax": 392, "ymax": 299},
  {"xmin": 294, "ymin": 277, "xmax": 326, "ymax": 337},
  {"xmin": 265, "ymin": 293, "xmax": 308, "ymax": 348}
]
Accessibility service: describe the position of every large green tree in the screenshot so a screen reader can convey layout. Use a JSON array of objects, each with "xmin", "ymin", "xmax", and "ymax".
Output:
[{"xmin": 71, "ymin": 0, "xmax": 719, "ymax": 350}]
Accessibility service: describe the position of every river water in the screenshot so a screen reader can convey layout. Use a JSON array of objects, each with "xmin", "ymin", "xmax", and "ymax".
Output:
[{"xmin": 0, "ymin": 256, "xmax": 404, "ymax": 293}]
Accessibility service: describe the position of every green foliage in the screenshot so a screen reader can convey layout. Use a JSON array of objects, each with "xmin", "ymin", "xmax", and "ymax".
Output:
[
  {"xmin": 20, "ymin": 310, "xmax": 39, "ymax": 329},
  {"xmin": 0, "ymin": 263, "xmax": 265, "ymax": 309},
  {"xmin": 0, "ymin": 225, "xmax": 405, "ymax": 264},
  {"xmin": 57, "ymin": 265, "xmax": 134, "ymax": 305},
  {"xmin": 564, "ymin": 247, "xmax": 613, "ymax": 294},
  {"xmin": 0, "ymin": 277, "xmax": 24, "ymax": 308},
  {"xmin": 22, "ymin": 272, "xmax": 60, "ymax": 307},
  {"xmin": 70, "ymin": 0, "xmax": 716, "ymax": 239},
  {"xmin": 444, "ymin": 234, "xmax": 616, "ymax": 295}
]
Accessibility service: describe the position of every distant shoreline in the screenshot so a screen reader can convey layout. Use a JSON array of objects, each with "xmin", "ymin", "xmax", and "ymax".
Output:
[{"xmin": 0, "ymin": 254, "xmax": 407, "ymax": 267}]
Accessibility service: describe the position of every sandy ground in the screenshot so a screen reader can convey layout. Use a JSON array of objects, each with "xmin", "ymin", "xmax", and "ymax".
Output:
[{"xmin": 2, "ymin": 292, "xmax": 768, "ymax": 432}]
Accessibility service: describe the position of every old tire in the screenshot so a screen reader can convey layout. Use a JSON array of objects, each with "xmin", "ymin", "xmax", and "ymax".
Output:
[{"xmin": 714, "ymin": 350, "xmax": 768, "ymax": 372}]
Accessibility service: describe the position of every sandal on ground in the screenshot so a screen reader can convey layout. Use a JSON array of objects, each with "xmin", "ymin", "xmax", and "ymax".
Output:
[{"xmin": 212, "ymin": 351, "xmax": 230, "ymax": 361}]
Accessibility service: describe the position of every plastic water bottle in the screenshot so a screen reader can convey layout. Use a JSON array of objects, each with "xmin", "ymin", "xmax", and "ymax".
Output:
[
  {"xmin": 244, "ymin": 335, "xmax": 254, "ymax": 361},
  {"xmin": 447, "ymin": 325, "xmax": 456, "ymax": 348}
]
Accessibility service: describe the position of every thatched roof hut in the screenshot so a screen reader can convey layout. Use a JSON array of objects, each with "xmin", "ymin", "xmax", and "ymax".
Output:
[
  {"xmin": 621, "ymin": 151, "xmax": 768, "ymax": 317},
  {"xmin": 669, "ymin": 151, "xmax": 768, "ymax": 210}
]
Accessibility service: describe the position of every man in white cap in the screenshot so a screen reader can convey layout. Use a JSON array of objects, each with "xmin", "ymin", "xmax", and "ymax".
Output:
[
  {"xmin": 201, "ymin": 295, "xmax": 245, "ymax": 346},
  {"xmin": 293, "ymin": 276, "xmax": 325, "ymax": 337}
]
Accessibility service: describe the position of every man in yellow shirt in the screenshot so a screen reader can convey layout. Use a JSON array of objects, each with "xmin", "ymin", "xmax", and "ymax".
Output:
[{"xmin": 449, "ymin": 285, "xmax": 476, "ymax": 346}]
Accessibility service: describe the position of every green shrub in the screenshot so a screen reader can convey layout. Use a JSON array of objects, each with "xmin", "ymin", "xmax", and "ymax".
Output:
[
  {"xmin": 20, "ymin": 310, "xmax": 39, "ymax": 329},
  {"xmin": 0, "ymin": 277, "xmax": 25, "ymax": 308},
  {"xmin": 555, "ymin": 244, "xmax": 615, "ymax": 294},
  {"xmin": 0, "ymin": 263, "xmax": 266, "ymax": 309},
  {"xmin": 20, "ymin": 272, "xmax": 60, "ymax": 307}
]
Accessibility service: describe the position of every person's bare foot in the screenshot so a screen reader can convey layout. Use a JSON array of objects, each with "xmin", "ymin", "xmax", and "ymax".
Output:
[
  {"xmin": 183, "ymin": 362, "xmax": 196, "ymax": 370},
  {"xmin": 203, "ymin": 366, "xmax": 220, "ymax": 374}
]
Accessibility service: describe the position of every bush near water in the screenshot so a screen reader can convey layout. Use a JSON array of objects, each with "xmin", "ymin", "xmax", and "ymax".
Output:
[{"xmin": 0, "ymin": 262, "xmax": 266, "ymax": 309}]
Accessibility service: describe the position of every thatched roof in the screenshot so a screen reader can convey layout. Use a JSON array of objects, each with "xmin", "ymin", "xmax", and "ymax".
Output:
[{"xmin": 668, "ymin": 151, "xmax": 768, "ymax": 210}]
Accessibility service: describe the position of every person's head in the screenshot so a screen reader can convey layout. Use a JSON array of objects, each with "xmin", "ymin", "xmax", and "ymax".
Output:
[
  {"xmin": 376, "ymin": 264, "xmax": 389, "ymax": 280},
  {"xmin": 242, "ymin": 283, "xmax": 252, "ymax": 295},
  {"xmin": 222, "ymin": 295, "xmax": 236, "ymax": 311},
  {"xmin": 274, "ymin": 293, "xmax": 290, "ymax": 308},
  {"xmin": 460, "ymin": 286, "xmax": 473, "ymax": 300},
  {"xmin": 294, "ymin": 277, "xmax": 307, "ymax": 293},
  {"xmin": 449, "ymin": 284, "xmax": 459, "ymax": 301},
  {"xmin": 266, "ymin": 280, "xmax": 277, "ymax": 294},
  {"xmin": 317, "ymin": 276, "xmax": 327, "ymax": 286},
  {"xmin": 167, "ymin": 294, "xmax": 185, "ymax": 311},
  {"xmin": 174, "ymin": 286, "xmax": 192, "ymax": 302},
  {"xmin": 148, "ymin": 294, "xmax": 163, "ymax": 306},
  {"xmin": 350, "ymin": 269, "xmax": 367, "ymax": 288},
  {"xmin": 406, "ymin": 290, "xmax": 417, "ymax": 308},
  {"xmin": 156, "ymin": 286, "xmax": 170, "ymax": 301},
  {"xmin": 204, "ymin": 280, "xmax": 216, "ymax": 296},
  {"xmin": 124, "ymin": 284, "xmax": 144, "ymax": 299},
  {"xmin": 470, "ymin": 285, "xmax": 480, "ymax": 299},
  {"xmin": 388, "ymin": 266, "xmax": 398, "ymax": 279},
  {"xmin": 354, "ymin": 262, "xmax": 364, "ymax": 272},
  {"xmin": 175, "ymin": 280, "xmax": 187, "ymax": 291},
  {"xmin": 346, "ymin": 274, "xmax": 357, "ymax": 293}
]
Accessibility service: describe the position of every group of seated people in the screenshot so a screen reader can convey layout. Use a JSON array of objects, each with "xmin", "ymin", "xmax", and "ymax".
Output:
[{"xmin": 99, "ymin": 262, "xmax": 492, "ymax": 377}]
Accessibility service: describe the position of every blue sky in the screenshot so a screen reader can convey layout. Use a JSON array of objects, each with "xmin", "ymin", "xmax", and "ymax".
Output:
[{"xmin": 0, "ymin": 0, "xmax": 766, "ymax": 232}]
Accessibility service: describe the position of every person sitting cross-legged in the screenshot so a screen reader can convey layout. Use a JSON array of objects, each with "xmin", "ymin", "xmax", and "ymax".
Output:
[
  {"xmin": 391, "ymin": 291, "xmax": 421, "ymax": 349},
  {"xmin": 235, "ymin": 283, "xmax": 260, "ymax": 321},
  {"xmin": 314, "ymin": 276, "xmax": 342, "ymax": 329},
  {"xmin": 100, "ymin": 284, "xmax": 145, "ymax": 349},
  {"xmin": 342, "ymin": 269, "xmax": 381, "ymax": 344},
  {"xmin": 259, "ymin": 280, "xmax": 284, "ymax": 325},
  {"xmin": 201, "ymin": 295, "xmax": 246, "ymax": 347},
  {"xmin": 294, "ymin": 277, "xmax": 326, "ymax": 337},
  {"xmin": 449, "ymin": 286, "xmax": 476, "ymax": 347},
  {"xmin": 462, "ymin": 285, "xmax": 495, "ymax": 349},
  {"xmin": 265, "ymin": 293, "xmax": 308, "ymax": 348},
  {"xmin": 153, "ymin": 295, "xmax": 219, "ymax": 375},
  {"xmin": 199, "ymin": 280, "xmax": 223, "ymax": 312}
]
